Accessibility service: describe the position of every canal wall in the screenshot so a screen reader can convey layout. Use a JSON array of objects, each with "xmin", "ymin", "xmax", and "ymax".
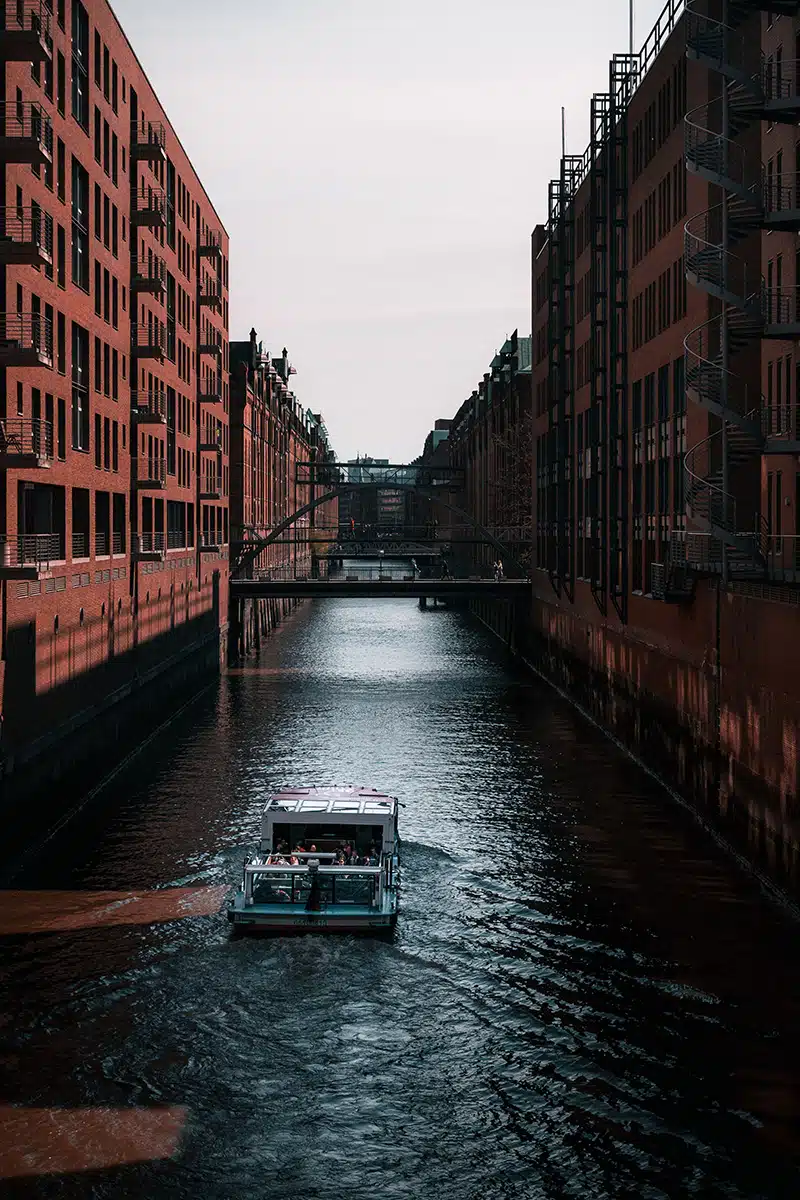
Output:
[
  {"xmin": 0, "ymin": 575, "xmax": 225, "ymax": 862},
  {"xmin": 473, "ymin": 577, "xmax": 800, "ymax": 901},
  {"xmin": 229, "ymin": 596, "xmax": 305, "ymax": 661}
]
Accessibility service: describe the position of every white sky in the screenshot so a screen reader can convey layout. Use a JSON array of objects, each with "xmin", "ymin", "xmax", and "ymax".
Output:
[{"xmin": 111, "ymin": 0, "xmax": 672, "ymax": 462}]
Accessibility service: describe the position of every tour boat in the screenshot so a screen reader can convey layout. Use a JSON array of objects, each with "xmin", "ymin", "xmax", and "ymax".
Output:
[{"xmin": 227, "ymin": 786, "xmax": 400, "ymax": 934}]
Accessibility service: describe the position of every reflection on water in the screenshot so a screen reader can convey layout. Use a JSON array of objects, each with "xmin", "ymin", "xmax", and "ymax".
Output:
[{"xmin": 1, "ymin": 596, "xmax": 800, "ymax": 1198}]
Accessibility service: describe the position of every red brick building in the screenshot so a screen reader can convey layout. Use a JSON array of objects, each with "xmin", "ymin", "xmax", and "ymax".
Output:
[
  {"xmin": 421, "ymin": 2, "xmax": 800, "ymax": 894},
  {"xmin": 0, "ymin": 1, "xmax": 229, "ymax": 789},
  {"xmin": 528, "ymin": 0, "xmax": 800, "ymax": 893},
  {"xmin": 229, "ymin": 329, "xmax": 337, "ymax": 655}
]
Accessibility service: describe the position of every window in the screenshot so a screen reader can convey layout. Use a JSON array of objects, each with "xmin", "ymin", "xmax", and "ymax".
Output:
[
  {"xmin": 57, "ymin": 51, "xmax": 65, "ymax": 115},
  {"xmin": 103, "ymin": 118, "xmax": 110, "ymax": 176},
  {"xmin": 103, "ymin": 193, "xmax": 110, "ymax": 248},
  {"xmin": 94, "ymin": 335, "xmax": 101, "ymax": 390},
  {"xmin": 103, "ymin": 44, "xmax": 110, "ymax": 100},
  {"xmin": 112, "ymin": 348, "xmax": 118, "ymax": 399},
  {"xmin": 111, "ymin": 132, "xmax": 118, "ymax": 185},
  {"xmin": 94, "ymin": 105, "xmax": 101, "ymax": 162},
  {"xmin": 93, "ymin": 182, "xmax": 101, "ymax": 239},
  {"xmin": 111, "ymin": 205, "xmax": 118, "ymax": 256},
  {"xmin": 103, "ymin": 343, "xmax": 110, "ymax": 396},
  {"xmin": 112, "ymin": 420, "xmax": 119, "ymax": 470},
  {"xmin": 71, "ymin": 157, "xmax": 90, "ymax": 291},
  {"xmin": 112, "ymin": 61, "xmax": 118, "ymax": 113},
  {"xmin": 71, "ymin": 1, "xmax": 89, "ymax": 131},
  {"xmin": 166, "ymin": 158, "xmax": 176, "ymax": 250},
  {"xmin": 94, "ymin": 260, "xmax": 101, "ymax": 315},
  {"xmin": 112, "ymin": 278, "xmax": 118, "ymax": 328},
  {"xmin": 103, "ymin": 267, "xmax": 110, "ymax": 322},
  {"xmin": 71, "ymin": 321, "xmax": 90, "ymax": 451},
  {"xmin": 57, "ymin": 138, "xmax": 65, "ymax": 201},
  {"xmin": 57, "ymin": 397, "xmax": 66, "ymax": 459},
  {"xmin": 166, "ymin": 271, "xmax": 176, "ymax": 362},
  {"xmin": 57, "ymin": 224, "xmax": 66, "ymax": 288},
  {"xmin": 94, "ymin": 29, "xmax": 101, "ymax": 85},
  {"xmin": 57, "ymin": 312, "xmax": 66, "ymax": 373},
  {"xmin": 94, "ymin": 412, "xmax": 102, "ymax": 468},
  {"xmin": 103, "ymin": 416, "xmax": 110, "ymax": 470}
]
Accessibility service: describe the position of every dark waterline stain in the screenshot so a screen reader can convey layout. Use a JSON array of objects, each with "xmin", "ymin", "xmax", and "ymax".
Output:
[{"xmin": 1, "ymin": 598, "xmax": 799, "ymax": 1199}]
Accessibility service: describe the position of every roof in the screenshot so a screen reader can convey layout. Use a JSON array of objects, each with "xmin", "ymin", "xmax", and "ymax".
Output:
[{"xmin": 263, "ymin": 786, "xmax": 397, "ymax": 817}]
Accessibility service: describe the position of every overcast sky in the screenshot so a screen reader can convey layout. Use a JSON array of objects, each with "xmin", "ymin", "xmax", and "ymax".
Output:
[{"xmin": 112, "ymin": 0, "xmax": 671, "ymax": 462}]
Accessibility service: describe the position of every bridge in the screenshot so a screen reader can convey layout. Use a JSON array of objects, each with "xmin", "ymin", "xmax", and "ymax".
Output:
[{"xmin": 230, "ymin": 575, "xmax": 530, "ymax": 600}]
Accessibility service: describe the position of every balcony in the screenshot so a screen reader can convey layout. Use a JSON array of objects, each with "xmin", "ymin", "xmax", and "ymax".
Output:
[
  {"xmin": 199, "ymin": 335, "xmax": 222, "ymax": 360},
  {"xmin": 199, "ymin": 279, "xmax": 221, "ymax": 310},
  {"xmin": 198, "ymin": 532, "xmax": 220, "ymax": 554},
  {"xmin": 0, "ymin": 1, "xmax": 52, "ymax": 62},
  {"xmin": 130, "ymin": 119, "xmax": 166, "ymax": 164},
  {"xmin": 136, "ymin": 457, "xmax": 166, "ymax": 490},
  {"xmin": 167, "ymin": 530, "xmax": 190, "ymax": 551},
  {"xmin": 0, "ymin": 101, "xmax": 52, "ymax": 165},
  {"xmin": 200, "ymin": 481, "xmax": 221, "ymax": 501},
  {"xmin": 200, "ymin": 437, "xmax": 222, "ymax": 453},
  {"xmin": 198, "ymin": 382, "xmax": 221, "ymax": 405},
  {"xmin": 0, "ymin": 532, "xmax": 62, "ymax": 580},
  {"xmin": 0, "ymin": 206, "xmax": 53, "ymax": 267},
  {"xmin": 0, "ymin": 312, "xmax": 53, "ymax": 367},
  {"xmin": 131, "ymin": 321, "xmax": 166, "ymax": 362},
  {"xmin": 131, "ymin": 185, "xmax": 166, "ymax": 229},
  {"xmin": 131, "ymin": 390, "xmax": 167, "ymax": 424},
  {"xmin": 133, "ymin": 532, "xmax": 166, "ymax": 562},
  {"xmin": 0, "ymin": 417, "xmax": 52, "ymax": 467},
  {"xmin": 131, "ymin": 254, "xmax": 166, "ymax": 297},
  {"xmin": 198, "ymin": 230, "xmax": 221, "ymax": 259}
]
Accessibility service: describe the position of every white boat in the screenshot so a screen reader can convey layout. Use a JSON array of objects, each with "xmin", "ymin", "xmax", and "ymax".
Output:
[{"xmin": 227, "ymin": 786, "xmax": 400, "ymax": 934}]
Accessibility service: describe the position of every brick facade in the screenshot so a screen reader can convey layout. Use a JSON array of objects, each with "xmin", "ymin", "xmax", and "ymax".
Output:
[{"xmin": 0, "ymin": 0, "xmax": 230, "ymax": 775}]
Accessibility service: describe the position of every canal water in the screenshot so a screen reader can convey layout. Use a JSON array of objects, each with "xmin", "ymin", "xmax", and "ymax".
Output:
[{"xmin": 2, "ymin": 594, "xmax": 800, "ymax": 1199}]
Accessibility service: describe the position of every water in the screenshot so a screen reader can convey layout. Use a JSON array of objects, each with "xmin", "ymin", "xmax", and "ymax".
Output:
[{"xmin": 2, "ymin": 596, "xmax": 800, "ymax": 1198}]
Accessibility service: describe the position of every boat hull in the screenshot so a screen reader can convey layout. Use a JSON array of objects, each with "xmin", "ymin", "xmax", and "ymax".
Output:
[{"xmin": 228, "ymin": 908, "xmax": 397, "ymax": 935}]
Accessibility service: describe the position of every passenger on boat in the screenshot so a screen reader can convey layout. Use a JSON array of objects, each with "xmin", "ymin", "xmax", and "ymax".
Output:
[{"xmin": 289, "ymin": 855, "xmax": 300, "ymax": 866}]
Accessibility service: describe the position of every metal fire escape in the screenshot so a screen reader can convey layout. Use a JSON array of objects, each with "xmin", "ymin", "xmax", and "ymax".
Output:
[
  {"xmin": 547, "ymin": 154, "xmax": 583, "ymax": 601},
  {"xmin": 682, "ymin": 0, "xmax": 800, "ymax": 584},
  {"xmin": 608, "ymin": 55, "xmax": 637, "ymax": 622},
  {"xmin": 589, "ymin": 90, "xmax": 610, "ymax": 614}
]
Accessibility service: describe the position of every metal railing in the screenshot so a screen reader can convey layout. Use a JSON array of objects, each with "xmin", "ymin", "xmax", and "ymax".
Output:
[
  {"xmin": 0, "ymin": 205, "xmax": 53, "ymax": 254},
  {"xmin": 131, "ymin": 185, "xmax": 166, "ymax": 221},
  {"xmin": 134, "ymin": 532, "xmax": 165, "ymax": 555},
  {"xmin": 71, "ymin": 531, "xmax": 88, "ymax": 558},
  {"xmin": 1, "ymin": 0, "xmax": 51, "ymax": 40},
  {"xmin": 0, "ymin": 416, "xmax": 52, "ymax": 457},
  {"xmin": 761, "ymin": 285, "xmax": 800, "ymax": 327},
  {"xmin": 761, "ymin": 405, "xmax": 800, "ymax": 443},
  {"xmin": 765, "ymin": 535, "xmax": 800, "ymax": 583},
  {"xmin": 131, "ymin": 119, "xmax": 165, "ymax": 152},
  {"xmin": 1, "ymin": 531, "xmax": 62, "ymax": 568},
  {"xmin": 199, "ymin": 531, "xmax": 222, "ymax": 549},
  {"xmin": 95, "ymin": 530, "xmax": 111, "ymax": 557},
  {"xmin": 139, "ymin": 457, "xmax": 166, "ymax": 486},
  {"xmin": 112, "ymin": 531, "xmax": 124, "ymax": 555},
  {"xmin": 167, "ymin": 530, "xmax": 189, "ymax": 550},
  {"xmin": 0, "ymin": 311, "xmax": 53, "ymax": 358},
  {"xmin": 199, "ymin": 230, "xmax": 221, "ymax": 256},
  {"xmin": 199, "ymin": 279, "xmax": 221, "ymax": 305},
  {"xmin": 131, "ymin": 321, "xmax": 166, "ymax": 354},
  {"xmin": 132, "ymin": 255, "xmax": 166, "ymax": 287},
  {"xmin": 0, "ymin": 101, "xmax": 52, "ymax": 156},
  {"xmin": 131, "ymin": 389, "xmax": 166, "ymax": 420}
]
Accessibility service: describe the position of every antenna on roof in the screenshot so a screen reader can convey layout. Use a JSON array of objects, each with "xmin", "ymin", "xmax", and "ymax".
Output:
[
  {"xmin": 629, "ymin": 0, "xmax": 634, "ymax": 56},
  {"xmin": 561, "ymin": 106, "xmax": 565, "ymax": 157}
]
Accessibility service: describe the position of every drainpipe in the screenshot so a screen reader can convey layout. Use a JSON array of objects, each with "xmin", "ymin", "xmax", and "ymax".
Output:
[{"xmin": 720, "ymin": 0, "xmax": 729, "ymax": 587}]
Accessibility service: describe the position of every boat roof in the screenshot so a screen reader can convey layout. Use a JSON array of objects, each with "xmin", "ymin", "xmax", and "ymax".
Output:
[{"xmin": 262, "ymin": 786, "xmax": 397, "ymax": 817}]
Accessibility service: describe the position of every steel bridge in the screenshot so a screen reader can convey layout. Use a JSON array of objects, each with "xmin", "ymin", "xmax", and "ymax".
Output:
[{"xmin": 230, "ymin": 576, "xmax": 529, "ymax": 601}]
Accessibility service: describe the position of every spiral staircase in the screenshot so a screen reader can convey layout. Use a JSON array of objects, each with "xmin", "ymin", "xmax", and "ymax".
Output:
[{"xmin": 677, "ymin": 0, "xmax": 800, "ymax": 588}]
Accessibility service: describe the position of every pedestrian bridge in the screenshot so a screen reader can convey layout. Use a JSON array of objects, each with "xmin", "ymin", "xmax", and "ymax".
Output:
[{"xmin": 229, "ymin": 576, "xmax": 529, "ymax": 601}]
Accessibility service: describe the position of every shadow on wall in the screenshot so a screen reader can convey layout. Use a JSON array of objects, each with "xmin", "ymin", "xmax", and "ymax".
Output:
[{"xmin": 2, "ymin": 574, "xmax": 221, "ymax": 774}]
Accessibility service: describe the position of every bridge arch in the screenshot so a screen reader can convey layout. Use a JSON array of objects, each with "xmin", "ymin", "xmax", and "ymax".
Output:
[{"xmin": 232, "ymin": 484, "xmax": 527, "ymax": 578}]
